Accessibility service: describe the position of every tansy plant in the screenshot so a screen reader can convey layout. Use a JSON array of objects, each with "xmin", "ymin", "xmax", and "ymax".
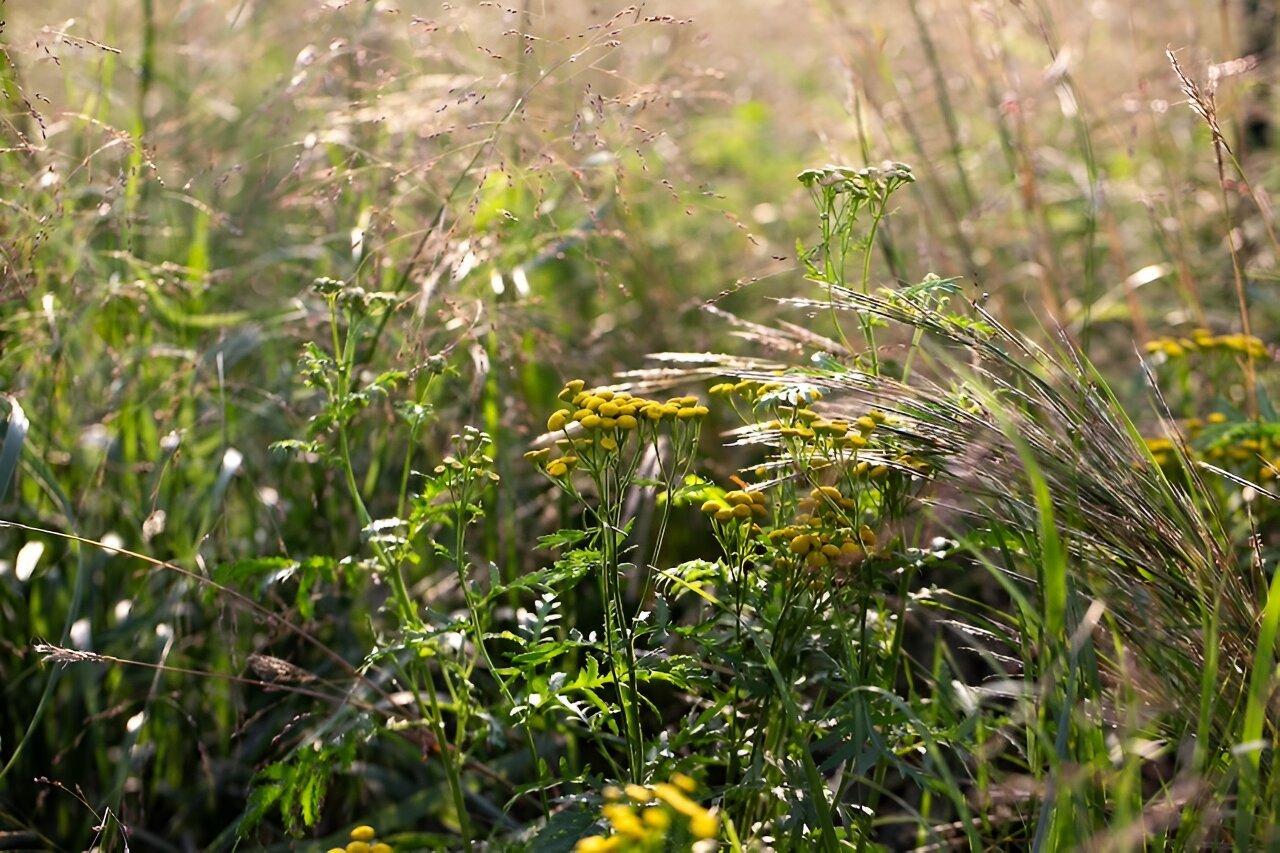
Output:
[
  {"xmin": 528, "ymin": 383, "xmax": 707, "ymax": 781},
  {"xmin": 797, "ymin": 163, "xmax": 915, "ymax": 371},
  {"xmin": 527, "ymin": 367, "xmax": 961, "ymax": 847},
  {"xmin": 256, "ymin": 277, "xmax": 513, "ymax": 845}
]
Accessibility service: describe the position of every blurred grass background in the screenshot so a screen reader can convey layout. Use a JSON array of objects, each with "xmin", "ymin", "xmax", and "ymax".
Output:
[{"xmin": 2, "ymin": 0, "xmax": 1278, "ymax": 849}]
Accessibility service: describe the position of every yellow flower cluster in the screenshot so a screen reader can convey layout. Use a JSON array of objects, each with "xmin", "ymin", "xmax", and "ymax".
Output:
[
  {"xmin": 327, "ymin": 825, "xmax": 393, "ymax": 853},
  {"xmin": 709, "ymin": 379, "xmax": 802, "ymax": 402},
  {"xmin": 699, "ymin": 489, "xmax": 768, "ymax": 524},
  {"xmin": 764, "ymin": 485, "xmax": 879, "ymax": 570},
  {"xmin": 530, "ymin": 381, "xmax": 709, "ymax": 480},
  {"xmin": 575, "ymin": 773, "xmax": 720, "ymax": 852},
  {"xmin": 553, "ymin": 381, "xmax": 709, "ymax": 429},
  {"xmin": 1146, "ymin": 413, "xmax": 1280, "ymax": 479},
  {"xmin": 1144, "ymin": 329, "xmax": 1269, "ymax": 360},
  {"xmin": 1143, "ymin": 436, "xmax": 1184, "ymax": 469},
  {"xmin": 755, "ymin": 406, "xmax": 888, "ymax": 449}
]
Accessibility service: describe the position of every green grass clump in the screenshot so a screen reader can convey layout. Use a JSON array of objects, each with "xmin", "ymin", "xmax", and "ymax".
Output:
[{"xmin": 4, "ymin": 2, "xmax": 1280, "ymax": 851}]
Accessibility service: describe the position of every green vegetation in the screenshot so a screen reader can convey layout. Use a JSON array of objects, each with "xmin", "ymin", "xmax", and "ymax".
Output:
[{"xmin": 3, "ymin": 2, "xmax": 1280, "ymax": 850}]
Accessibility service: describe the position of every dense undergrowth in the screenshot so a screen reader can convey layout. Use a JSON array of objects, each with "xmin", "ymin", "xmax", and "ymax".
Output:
[{"xmin": 3, "ymin": 2, "xmax": 1280, "ymax": 851}]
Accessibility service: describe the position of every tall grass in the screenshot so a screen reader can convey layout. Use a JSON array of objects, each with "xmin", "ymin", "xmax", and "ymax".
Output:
[{"xmin": 2, "ymin": 1, "xmax": 1279, "ymax": 851}]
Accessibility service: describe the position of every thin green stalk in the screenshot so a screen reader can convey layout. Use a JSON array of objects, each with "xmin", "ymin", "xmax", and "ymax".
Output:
[
  {"xmin": 602, "ymin": 477, "xmax": 644, "ymax": 780},
  {"xmin": 449, "ymin": 483, "xmax": 550, "ymax": 815},
  {"xmin": 1232, "ymin": 556, "xmax": 1280, "ymax": 848},
  {"xmin": 416, "ymin": 658, "xmax": 474, "ymax": 848},
  {"xmin": 864, "ymin": 564, "xmax": 919, "ymax": 815},
  {"xmin": 906, "ymin": 0, "xmax": 976, "ymax": 213},
  {"xmin": 324, "ymin": 301, "xmax": 475, "ymax": 842},
  {"xmin": 742, "ymin": 617, "xmax": 839, "ymax": 852}
]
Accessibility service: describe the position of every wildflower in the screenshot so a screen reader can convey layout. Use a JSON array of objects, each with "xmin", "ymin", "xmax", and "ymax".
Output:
[
  {"xmin": 671, "ymin": 772, "xmax": 698, "ymax": 793},
  {"xmin": 642, "ymin": 806, "xmax": 671, "ymax": 829},
  {"xmin": 346, "ymin": 844, "xmax": 370, "ymax": 853},
  {"xmin": 370, "ymin": 845, "xmax": 393, "ymax": 853},
  {"xmin": 624, "ymin": 783, "xmax": 654, "ymax": 803},
  {"xmin": 652, "ymin": 782, "xmax": 710, "ymax": 824},
  {"xmin": 350, "ymin": 827, "xmax": 377, "ymax": 842},
  {"xmin": 690, "ymin": 810, "xmax": 720, "ymax": 840},
  {"xmin": 575, "ymin": 836, "xmax": 621, "ymax": 853},
  {"xmin": 616, "ymin": 414, "xmax": 638, "ymax": 430},
  {"xmin": 602, "ymin": 802, "xmax": 646, "ymax": 839},
  {"xmin": 547, "ymin": 410, "xmax": 570, "ymax": 431}
]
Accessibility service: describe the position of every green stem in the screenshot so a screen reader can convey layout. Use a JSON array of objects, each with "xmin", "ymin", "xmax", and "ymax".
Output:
[
  {"xmin": 451, "ymin": 486, "xmax": 550, "ymax": 815},
  {"xmin": 326, "ymin": 301, "xmax": 473, "ymax": 841},
  {"xmin": 420, "ymin": 662, "xmax": 473, "ymax": 847}
]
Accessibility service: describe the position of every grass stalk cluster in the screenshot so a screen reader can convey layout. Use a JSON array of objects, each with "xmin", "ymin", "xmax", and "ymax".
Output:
[{"xmin": 3, "ymin": 2, "xmax": 1280, "ymax": 851}]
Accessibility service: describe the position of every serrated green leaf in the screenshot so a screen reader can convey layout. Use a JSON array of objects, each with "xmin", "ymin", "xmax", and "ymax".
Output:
[{"xmin": 537, "ymin": 528, "xmax": 591, "ymax": 550}]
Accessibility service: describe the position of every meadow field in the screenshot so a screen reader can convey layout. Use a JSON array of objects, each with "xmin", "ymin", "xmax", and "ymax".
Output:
[{"xmin": 3, "ymin": 1, "xmax": 1280, "ymax": 850}]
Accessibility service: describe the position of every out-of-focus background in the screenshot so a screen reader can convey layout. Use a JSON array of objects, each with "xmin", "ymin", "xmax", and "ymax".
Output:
[{"xmin": 2, "ymin": 1, "xmax": 1277, "ymax": 850}]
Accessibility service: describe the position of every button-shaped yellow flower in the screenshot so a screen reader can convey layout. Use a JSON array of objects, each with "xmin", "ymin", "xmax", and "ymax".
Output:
[
  {"xmin": 574, "ymin": 836, "xmax": 620, "ymax": 853},
  {"xmin": 690, "ymin": 810, "xmax": 720, "ymax": 839},
  {"xmin": 700, "ymin": 500, "xmax": 725, "ymax": 516},
  {"xmin": 558, "ymin": 379, "xmax": 586, "ymax": 401},
  {"xmin": 602, "ymin": 802, "xmax": 645, "ymax": 839},
  {"xmin": 624, "ymin": 783, "xmax": 654, "ymax": 803}
]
